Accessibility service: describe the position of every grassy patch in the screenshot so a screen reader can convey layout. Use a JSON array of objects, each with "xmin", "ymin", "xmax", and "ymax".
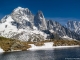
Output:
[
  {"xmin": 53, "ymin": 40, "xmax": 80, "ymax": 46},
  {"xmin": 34, "ymin": 42, "xmax": 44, "ymax": 46},
  {"xmin": 0, "ymin": 36, "xmax": 80, "ymax": 52},
  {"xmin": 0, "ymin": 37, "xmax": 31, "ymax": 52}
]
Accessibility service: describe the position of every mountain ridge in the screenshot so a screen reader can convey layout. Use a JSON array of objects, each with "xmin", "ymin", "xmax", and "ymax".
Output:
[{"xmin": 0, "ymin": 7, "xmax": 80, "ymax": 41}]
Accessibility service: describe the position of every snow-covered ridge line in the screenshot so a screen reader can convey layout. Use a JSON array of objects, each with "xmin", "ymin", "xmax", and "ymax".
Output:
[{"xmin": 28, "ymin": 42, "xmax": 80, "ymax": 51}]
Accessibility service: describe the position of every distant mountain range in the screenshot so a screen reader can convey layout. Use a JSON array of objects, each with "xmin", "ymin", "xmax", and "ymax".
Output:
[{"xmin": 0, "ymin": 7, "xmax": 80, "ymax": 41}]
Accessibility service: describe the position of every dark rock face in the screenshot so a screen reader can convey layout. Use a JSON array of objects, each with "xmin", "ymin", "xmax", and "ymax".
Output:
[{"xmin": 34, "ymin": 11, "xmax": 47, "ymax": 30}]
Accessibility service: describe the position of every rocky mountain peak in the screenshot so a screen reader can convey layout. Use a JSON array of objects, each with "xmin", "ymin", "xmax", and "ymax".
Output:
[
  {"xmin": 10, "ymin": 7, "xmax": 34, "ymax": 24},
  {"xmin": 36, "ymin": 11, "xmax": 44, "ymax": 19},
  {"xmin": 13, "ymin": 7, "xmax": 31, "ymax": 15},
  {"xmin": 66, "ymin": 20, "xmax": 80, "ymax": 35},
  {"xmin": 11, "ymin": 7, "xmax": 33, "ymax": 16},
  {"xmin": 34, "ymin": 11, "xmax": 47, "ymax": 30}
]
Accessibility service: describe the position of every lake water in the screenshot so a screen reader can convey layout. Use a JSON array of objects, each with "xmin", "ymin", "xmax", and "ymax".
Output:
[{"xmin": 0, "ymin": 47, "xmax": 80, "ymax": 60}]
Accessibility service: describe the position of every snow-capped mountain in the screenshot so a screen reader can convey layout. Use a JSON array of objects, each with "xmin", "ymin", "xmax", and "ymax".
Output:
[
  {"xmin": 0, "ymin": 7, "xmax": 80, "ymax": 41},
  {"xmin": 0, "ymin": 7, "xmax": 47, "ymax": 41},
  {"xmin": 46, "ymin": 20, "xmax": 80, "ymax": 40},
  {"xmin": 66, "ymin": 21, "xmax": 80, "ymax": 35}
]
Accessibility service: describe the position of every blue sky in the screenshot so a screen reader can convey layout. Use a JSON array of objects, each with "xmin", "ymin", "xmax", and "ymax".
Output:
[{"xmin": 0, "ymin": 0, "xmax": 80, "ymax": 25}]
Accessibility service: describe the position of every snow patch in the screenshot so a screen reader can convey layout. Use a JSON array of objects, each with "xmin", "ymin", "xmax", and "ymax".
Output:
[
  {"xmin": 49, "ymin": 29, "xmax": 54, "ymax": 33},
  {"xmin": 0, "ymin": 48, "xmax": 4, "ymax": 52},
  {"xmin": 13, "ymin": 7, "xmax": 25, "ymax": 12},
  {"xmin": 31, "ymin": 30, "xmax": 47, "ymax": 39},
  {"xmin": 28, "ymin": 42, "xmax": 53, "ymax": 50},
  {"xmin": 28, "ymin": 42, "xmax": 79, "ymax": 50},
  {"xmin": 62, "ymin": 36, "xmax": 73, "ymax": 40}
]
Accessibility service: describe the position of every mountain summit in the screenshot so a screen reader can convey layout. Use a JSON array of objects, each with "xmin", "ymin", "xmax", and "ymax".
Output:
[
  {"xmin": 0, "ymin": 7, "xmax": 80, "ymax": 41},
  {"xmin": 34, "ymin": 11, "xmax": 47, "ymax": 30}
]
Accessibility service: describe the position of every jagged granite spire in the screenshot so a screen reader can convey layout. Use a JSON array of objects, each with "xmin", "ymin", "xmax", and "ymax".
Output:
[
  {"xmin": 36, "ymin": 11, "xmax": 44, "ymax": 19},
  {"xmin": 34, "ymin": 11, "xmax": 47, "ymax": 30}
]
